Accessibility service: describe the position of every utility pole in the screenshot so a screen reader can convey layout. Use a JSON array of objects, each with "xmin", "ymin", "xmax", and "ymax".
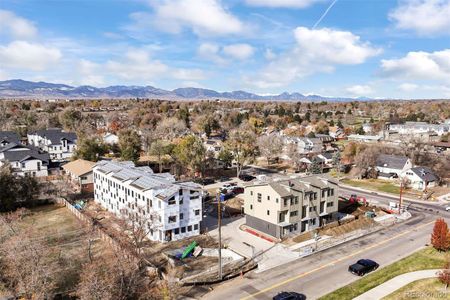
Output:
[
  {"xmin": 398, "ymin": 180, "xmax": 403, "ymax": 215},
  {"xmin": 217, "ymin": 192, "xmax": 222, "ymax": 280}
]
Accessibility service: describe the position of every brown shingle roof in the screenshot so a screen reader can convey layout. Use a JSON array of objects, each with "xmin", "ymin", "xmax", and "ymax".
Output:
[{"xmin": 63, "ymin": 159, "xmax": 95, "ymax": 177}]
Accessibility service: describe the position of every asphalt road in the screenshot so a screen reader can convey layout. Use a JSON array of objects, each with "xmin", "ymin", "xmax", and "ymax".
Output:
[{"xmin": 202, "ymin": 193, "xmax": 449, "ymax": 300}]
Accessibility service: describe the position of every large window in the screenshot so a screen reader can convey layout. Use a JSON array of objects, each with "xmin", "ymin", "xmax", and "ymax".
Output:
[
  {"xmin": 168, "ymin": 197, "xmax": 176, "ymax": 205},
  {"xmin": 168, "ymin": 216, "xmax": 177, "ymax": 223},
  {"xmin": 290, "ymin": 210, "xmax": 298, "ymax": 217},
  {"xmin": 194, "ymin": 209, "xmax": 200, "ymax": 216}
]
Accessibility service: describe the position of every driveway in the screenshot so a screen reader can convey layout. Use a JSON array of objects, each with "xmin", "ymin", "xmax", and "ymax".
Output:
[{"xmin": 203, "ymin": 215, "xmax": 274, "ymax": 258}]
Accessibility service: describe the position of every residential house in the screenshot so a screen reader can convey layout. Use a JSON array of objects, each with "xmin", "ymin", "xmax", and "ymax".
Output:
[
  {"xmin": 243, "ymin": 175, "xmax": 339, "ymax": 239},
  {"xmin": 317, "ymin": 152, "xmax": 334, "ymax": 165},
  {"xmin": 329, "ymin": 127, "xmax": 346, "ymax": 140},
  {"xmin": 28, "ymin": 128, "xmax": 77, "ymax": 162},
  {"xmin": 103, "ymin": 132, "xmax": 119, "ymax": 145},
  {"xmin": 347, "ymin": 134, "xmax": 383, "ymax": 143},
  {"xmin": 93, "ymin": 161, "xmax": 202, "ymax": 242},
  {"xmin": 283, "ymin": 136, "xmax": 323, "ymax": 155},
  {"xmin": 0, "ymin": 142, "xmax": 49, "ymax": 177},
  {"xmin": 401, "ymin": 167, "xmax": 439, "ymax": 191},
  {"xmin": 0, "ymin": 131, "xmax": 20, "ymax": 146},
  {"xmin": 62, "ymin": 159, "xmax": 96, "ymax": 193},
  {"xmin": 376, "ymin": 154, "xmax": 412, "ymax": 179}
]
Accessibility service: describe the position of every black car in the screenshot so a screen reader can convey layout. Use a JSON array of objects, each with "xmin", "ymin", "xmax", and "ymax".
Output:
[
  {"xmin": 193, "ymin": 178, "xmax": 215, "ymax": 185},
  {"xmin": 348, "ymin": 259, "xmax": 379, "ymax": 276},
  {"xmin": 273, "ymin": 292, "xmax": 306, "ymax": 300},
  {"xmin": 239, "ymin": 174, "xmax": 256, "ymax": 181},
  {"xmin": 219, "ymin": 176, "xmax": 230, "ymax": 182}
]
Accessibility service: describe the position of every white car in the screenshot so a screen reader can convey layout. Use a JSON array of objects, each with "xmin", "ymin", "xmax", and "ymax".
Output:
[{"xmin": 445, "ymin": 206, "xmax": 450, "ymax": 212}]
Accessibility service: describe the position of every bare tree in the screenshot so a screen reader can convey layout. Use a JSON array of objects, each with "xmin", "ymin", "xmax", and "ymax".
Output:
[
  {"xmin": 257, "ymin": 134, "xmax": 284, "ymax": 166},
  {"xmin": 225, "ymin": 124, "xmax": 257, "ymax": 177}
]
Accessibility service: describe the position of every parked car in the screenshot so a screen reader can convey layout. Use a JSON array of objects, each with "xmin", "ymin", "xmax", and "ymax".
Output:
[
  {"xmin": 445, "ymin": 206, "xmax": 450, "ymax": 211},
  {"xmin": 219, "ymin": 176, "xmax": 230, "ymax": 182},
  {"xmin": 194, "ymin": 178, "xmax": 215, "ymax": 185},
  {"xmin": 348, "ymin": 259, "xmax": 379, "ymax": 276},
  {"xmin": 239, "ymin": 174, "xmax": 256, "ymax": 181},
  {"xmin": 273, "ymin": 292, "xmax": 306, "ymax": 300},
  {"xmin": 232, "ymin": 186, "xmax": 244, "ymax": 194}
]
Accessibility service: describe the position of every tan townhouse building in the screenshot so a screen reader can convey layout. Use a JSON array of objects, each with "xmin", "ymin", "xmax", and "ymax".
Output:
[{"xmin": 243, "ymin": 175, "xmax": 339, "ymax": 239}]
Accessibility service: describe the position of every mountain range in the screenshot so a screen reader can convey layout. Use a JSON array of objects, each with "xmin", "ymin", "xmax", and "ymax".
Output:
[{"xmin": 0, "ymin": 79, "xmax": 368, "ymax": 101}]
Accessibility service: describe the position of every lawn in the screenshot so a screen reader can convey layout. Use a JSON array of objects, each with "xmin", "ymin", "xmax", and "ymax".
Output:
[
  {"xmin": 383, "ymin": 278, "xmax": 448, "ymax": 300},
  {"xmin": 319, "ymin": 247, "xmax": 447, "ymax": 300},
  {"xmin": 341, "ymin": 178, "xmax": 401, "ymax": 195}
]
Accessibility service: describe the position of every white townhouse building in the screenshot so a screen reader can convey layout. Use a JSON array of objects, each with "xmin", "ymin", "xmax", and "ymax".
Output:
[
  {"xmin": 0, "ymin": 143, "xmax": 50, "ymax": 177},
  {"xmin": 93, "ymin": 161, "xmax": 203, "ymax": 243},
  {"xmin": 28, "ymin": 129, "xmax": 77, "ymax": 162},
  {"xmin": 388, "ymin": 122, "xmax": 449, "ymax": 136}
]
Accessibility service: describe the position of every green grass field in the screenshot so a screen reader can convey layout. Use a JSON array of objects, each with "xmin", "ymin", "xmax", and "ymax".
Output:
[
  {"xmin": 319, "ymin": 247, "xmax": 447, "ymax": 300},
  {"xmin": 341, "ymin": 178, "xmax": 401, "ymax": 195}
]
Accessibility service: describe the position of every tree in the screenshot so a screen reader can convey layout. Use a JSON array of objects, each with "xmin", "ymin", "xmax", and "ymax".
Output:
[
  {"xmin": 307, "ymin": 131, "xmax": 316, "ymax": 138},
  {"xmin": 217, "ymin": 148, "xmax": 233, "ymax": 168},
  {"xmin": 310, "ymin": 157, "xmax": 323, "ymax": 174},
  {"xmin": 118, "ymin": 129, "xmax": 142, "ymax": 162},
  {"xmin": 355, "ymin": 126, "xmax": 365, "ymax": 135},
  {"xmin": 354, "ymin": 146, "xmax": 378, "ymax": 179},
  {"xmin": 174, "ymin": 135, "xmax": 206, "ymax": 176},
  {"xmin": 149, "ymin": 140, "xmax": 170, "ymax": 173},
  {"xmin": 257, "ymin": 134, "xmax": 283, "ymax": 165},
  {"xmin": 225, "ymin": 125, "xmax": 257, "ymax": 177},
  {"xmin": 74, "ymin": 137, "xmax": 108, "ymax": 162},
  {"xmin": 59, "ymin": 108, "xmax": 82, "ymax": 131},
  {"xmin": 431, "ymin": 218, "xmax": 450, "ymax": 251},
  {"xmin": 0, "ymin": 164, "xmax": 40, "ymax": 212},
  {"xmin": 438, "ymin": 258, "xmax": 450, "ymax": 289},
  {"xmin": 315, "ymin": 120, "xmax": 329, "ymax": 134},
  {"xmin": 153, "ymin": 117, "xmax": 187, "ymax": 140}
]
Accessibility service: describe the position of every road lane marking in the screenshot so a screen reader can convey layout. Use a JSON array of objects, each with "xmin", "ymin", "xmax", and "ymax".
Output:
[{"xmin": 240, "ymin": 220, "xmax": 435, "ymax": 300}]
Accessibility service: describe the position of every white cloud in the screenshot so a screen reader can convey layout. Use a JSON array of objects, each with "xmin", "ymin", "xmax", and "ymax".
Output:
[
  {"xmin": 245, "ymin": 27, "xmax": 381, "ymax": 88},
  {"xmin": 398, "ymin": 83, "xmax": 419, "ymax": 92},
  {"xmin": 0, "ymin": 10, "xmax": 37, "ymax": 39},
  {"xmin": 222, "ymin": 43, "xmax": 254, "ymax": 60},
  {"xmin": 264, "ymin": 48, "xmax": 276, "ymax": 60},
  {"xmin": 197, "ymin": 43, "xmax": 227, "ymax": 64},
  {"xmin": 106, "ymin": 49, "xmax": 169, "ymax": 81},
  {"xmin": 148, "ymin": 0, "xmax": 244, "ymax": 36},
  {"xmin": 389, "ymin": 0, "xmax": 450, "ymax": 36},
  {"xmin": 0, "ymin": 41, "xmax": 62, "ymax": 71},
  {"xmin": 172, "ymin": 68, "xmax": 206, "ymax": 81},
  {"xmin": 346, "ymin": 85, "xmax": 374, "ymax": 96},
  {"xmin": 245, "ymin": 0, "xmax": 324, "ymax": 8},
  {"xmin": 380, "ymin": 49, "xmax": 450, "ymax": 81},
  {"xmin": 77, "ymin": 59, "xmax": 105, "ymax": 86}
]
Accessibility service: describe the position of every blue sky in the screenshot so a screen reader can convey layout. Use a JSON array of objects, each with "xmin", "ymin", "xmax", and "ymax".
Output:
[{"xmin": 1, "ymin": 0, "xmax": 450, "ymax": 99}]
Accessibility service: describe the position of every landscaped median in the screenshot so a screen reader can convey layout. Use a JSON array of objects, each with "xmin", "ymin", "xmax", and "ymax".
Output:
[{"xmin": 318, "ymin": 247, "xmax": 447, "ymax": 300}]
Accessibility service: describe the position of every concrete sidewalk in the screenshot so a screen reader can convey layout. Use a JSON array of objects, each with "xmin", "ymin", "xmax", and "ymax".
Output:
[{"xmin": 353, "ymin": 269, "xmax": 440, "ymax": 300}]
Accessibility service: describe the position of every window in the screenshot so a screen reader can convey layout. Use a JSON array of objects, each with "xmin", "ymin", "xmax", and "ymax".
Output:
[
  {"xmin": 267, "ymin": 195, "xmax": 270, "ymax": 201},
  {"xmin": 180, "ymin": 213, "xmax": 184, "ymax": 220},
  {"xmin": 314, "ymin": 193, "xmax": 317, "ymax": 200},
  {"xmin": 179, "ymin": 198, "xmax": 183, "ymax": 205},
  {"xmin": 250, "ymin": 204, "xmax": 253, "ymax": 210},
  {"xmin": 320, "ymin": 201, "xmax": 325, "ymax": 213},
  {"xmin": 309, "ymin": 206, "xmax": 314, "ymax": 212},
  {"xmin": 179, "ymin": 189, "xmax": 183, "ymax": 196},
  {"xmin": 290, "ymin": 210, "xmax": 298, "ymax": 217},
  {"xmin": 322, "ymin": 190, "xmax": 326, "ymax": 198},
  {"xmin": 294, "ymin": 197, "xmax": 299, "ymax": 204},
  {"xmin": 188, "ymin": 225, "xmax": 192, "ymax": 232},
  {"xmin": 327, "ymin": 202, "xmax": 334, "ymax": 207},
  {"xmin": 330, "ymin": 189, "xmax": 334, "ymax": 196},
  {"xmin": 302, "ymin": 206, "xmax": 307, "ymax": 218},
  {"xmin": 194, "ymin": 224, "xmax": 199, "ymax": 230},
  {"xmin": 174, "ymin": 228, "xmax": 180, "ymax": 234},
  {"xmin": 250, "ymin": 191, "xmax": 253, "ymax": 196},
  {"xmin": 168, "ymin": 197, "xmax": 176, "ymax": 205},
  {"xmin": 284, "ymin": 198, "xmax": 288, "ymax": 206},
  {"xmin": 181, "ymin": 227, "xmax": 186, "ymax": 233},
  {"xmin": 276, "ymin": 198, "xmax": 279, "ymax": 203},
  {"xmin": 194, "ymin": 209, "xmax": 200, "ymax": 216},
  {"xmin": 267, "ymin": 210, "xmax": 270, "ymax": 216},
  {"xmin": 290, "ymin": 198, "xmax": 294, "ymax": 205},
  {"xmin": 257, "ymin": 193, "xmax": 262, "ymax": 202},
  {"xmin": 168, "ymin": 216, "xmax": 177, "ymax": 223}
]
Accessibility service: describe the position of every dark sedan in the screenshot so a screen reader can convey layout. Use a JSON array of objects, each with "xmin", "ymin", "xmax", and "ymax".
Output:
[
  {"xmin": 273, "ymin": 292, "xmax": 306, "ymax": 300},
  {"xmin": 348, "ymin": 259, "xmax": 379, "ymax": 276}
]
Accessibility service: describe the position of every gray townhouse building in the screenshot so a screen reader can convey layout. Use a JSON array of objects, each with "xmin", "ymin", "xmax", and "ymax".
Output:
[{"xmin": 243, "ymin": 175, "xmax": 339, "ymax": 239}]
